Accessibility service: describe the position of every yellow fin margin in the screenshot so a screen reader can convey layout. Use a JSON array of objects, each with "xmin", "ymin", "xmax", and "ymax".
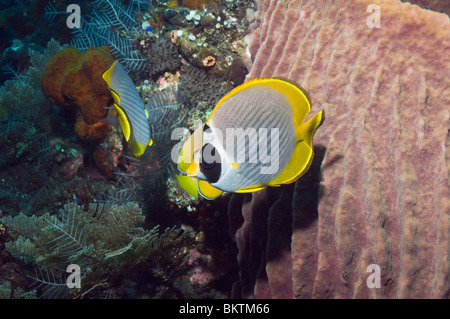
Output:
[
  {"xmin": 176, "ymin": 175, "xmax": 199, "ymax": 198},
  {"xmin": 269, "ymin": 110, "xmax": 324, "ymax": 186},
  {"xmin": 114, "ymin": 104, "xmax": 131, "ymax": 142},
  {"xmin": 235, "ymin": 185, "xmax": 265, "ymax": 193},
  {"xmin": 208, "ymin": 78, "xmax": 311, "ymax": 127},
  {"xmin": 102, "ymin": 61, "xmax": 120, "ymax": 104},
  {"xmin": 198, "ymin": 180, "xmax": 223, "ymax": 200},
  {"xmin": 130, "ymin": 138, "xmax": 148, "ymax": 157},
  {"xmin": 103, "ymin": 61, "xmax": 133, "ymax": 142},
  {"xmin": 175, "ymin": 176, "xmax": 223, "ymax": 200}
]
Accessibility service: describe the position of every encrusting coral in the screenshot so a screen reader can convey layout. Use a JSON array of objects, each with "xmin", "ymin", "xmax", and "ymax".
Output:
[
  {"xmin": 144, "ymin": 36, "xmax": 181, "ymax": 79},
  {"xmin": 179, "ymin": 64, "xmax": 231, "ymax": 108}
]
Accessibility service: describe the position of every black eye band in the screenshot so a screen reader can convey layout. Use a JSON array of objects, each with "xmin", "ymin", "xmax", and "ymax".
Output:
[{"xmin": 200, "ymin": 144, "xmax": 221, "ymax": 183}]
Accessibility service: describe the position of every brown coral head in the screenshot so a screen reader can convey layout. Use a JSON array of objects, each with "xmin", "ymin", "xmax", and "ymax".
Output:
[{"xmin": 202, "ymin": 56, "xmax": 216, "ymax": 67}]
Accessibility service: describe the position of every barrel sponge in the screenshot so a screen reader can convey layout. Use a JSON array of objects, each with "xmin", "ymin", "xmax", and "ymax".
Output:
[{"xmin": 232, "ymin": 0, "xmax": 450, "ymax": 299}]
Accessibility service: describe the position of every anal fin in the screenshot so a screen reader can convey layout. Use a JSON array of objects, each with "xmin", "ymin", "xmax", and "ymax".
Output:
[
  {"xmin": 198, "ymin": 180, "xmax": 223, "ymax": 200},
  {"xmin": 176, "ymin": 175, "xmax": 199, "ymax": 199}
]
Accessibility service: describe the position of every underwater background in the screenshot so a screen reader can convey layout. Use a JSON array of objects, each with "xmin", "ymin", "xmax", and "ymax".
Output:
[{"xmin": 0, "ymin": 0, "xmax": 449, "ymax": 299}]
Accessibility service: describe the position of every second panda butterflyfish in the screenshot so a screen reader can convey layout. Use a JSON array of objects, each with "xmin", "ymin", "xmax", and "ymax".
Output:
[
  {"xmin": 176, "ymin": 78, "xmax": 324, "ymax": 200},
  {"xmin": 102, "ymin": 61, "xmax": 152, "ymax": 157}
]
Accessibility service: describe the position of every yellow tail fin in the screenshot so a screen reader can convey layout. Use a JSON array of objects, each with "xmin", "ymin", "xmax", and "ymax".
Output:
[
  {"xmin": 269, "ymin": 110, "xmax": 324, "ymax": 186},
  {"xmin": 296, "ymin": 110, "xmax": 324, "ymax": 145}
]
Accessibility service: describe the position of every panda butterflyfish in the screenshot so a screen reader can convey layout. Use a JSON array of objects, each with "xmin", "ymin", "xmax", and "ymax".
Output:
[
  {"xmin": 102, "ymin": 61, "xmax": 153, "ymax": 157},
  {"xmin": 176, "ymin": 78, "xmax": 324, "ymax": 200}
]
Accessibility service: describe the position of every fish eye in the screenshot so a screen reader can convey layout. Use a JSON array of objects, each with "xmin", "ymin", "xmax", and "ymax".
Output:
[
  {"xmin": 200, "ymin": 144, "xmax": 221, "ymax": 183},
  {"xmin": 200, "ymin": 144, "xmax": 216, "ymax": 169},
  {"xmin": 201, "ymin": 160, "xmax": 215, "ymax": 169}
]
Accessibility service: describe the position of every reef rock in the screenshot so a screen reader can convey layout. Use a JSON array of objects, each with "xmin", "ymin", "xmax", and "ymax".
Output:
[{"xmin": 231, "ymin": 0, "xmax": 450, "ymax": 298}]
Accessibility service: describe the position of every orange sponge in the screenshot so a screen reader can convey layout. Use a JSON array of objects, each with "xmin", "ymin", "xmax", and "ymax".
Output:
[
  {"xmin": 75, "ymin": 120, "xmax": 110, "ymax": 141},
  {"xmin": 41, "ymin": 47, "xmax": 82, "ymax": 109},
  {"xmin": 41, "ymin": 46, "xmax": 114, "ymax": 140}
]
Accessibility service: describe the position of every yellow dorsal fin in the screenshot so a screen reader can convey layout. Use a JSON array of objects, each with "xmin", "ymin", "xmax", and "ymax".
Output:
[
  {"xmin": 165, "ymin": 0, "xmax": 178, "ymax": 6},
  {"xmin": 269, "ymin": 110, "xmax": 324, "ymax": 186},
  {"xmin": 208, "ymin": 78, "xmax": 311, "ymax": 127},
  {"xmin": 102, "ymin": 61, "xmax": 122, "ymax": 107},
  {"xmin": 102, "ymin": 61, "xmax": 118, "ymax": 87}
]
